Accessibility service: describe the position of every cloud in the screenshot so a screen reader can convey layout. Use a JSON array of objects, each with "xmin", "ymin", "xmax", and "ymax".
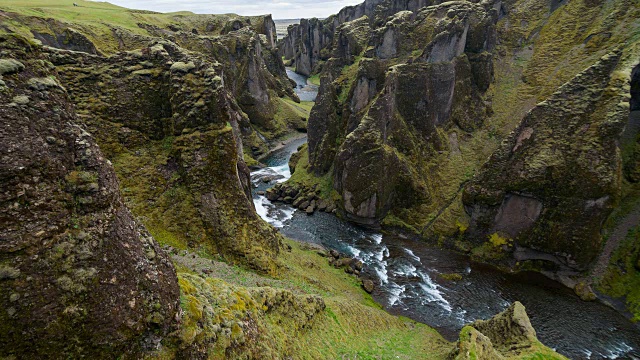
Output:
[{"xmin": 106, "ymin": 0, "xmax": 363, "ymax": 19}]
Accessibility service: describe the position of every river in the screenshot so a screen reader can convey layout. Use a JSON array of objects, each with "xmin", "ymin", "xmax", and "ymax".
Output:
[{"xmin": 250, "ymin": 69, "xmax": 640, "ymax": 360}]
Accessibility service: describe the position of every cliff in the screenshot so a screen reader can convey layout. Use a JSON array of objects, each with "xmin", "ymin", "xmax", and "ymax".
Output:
[
  {"xmin": 1, "ymin": 3, "xmax": 307, "ymax": 162},
  {"xmin": 0, "ymin": 34, "xmax": 180, "ymax": 358},
  {"xmin": 280, "ymin": 0, "xmax": 640, "ymax": 311},
  {"xmin": 279, "ymin": 0, "xmax": 437, "ymax": 76}
]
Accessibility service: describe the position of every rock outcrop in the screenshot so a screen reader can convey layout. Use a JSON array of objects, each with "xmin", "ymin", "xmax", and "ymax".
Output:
[
  {"xmin": 449, "ymin": 302, "xmax": 563, "ymax": 359},
  {"xmin": 174, "ymin": 273, "xmax": 325, "ymax": 358},
  {"xmin": 301, "ymin": 1, "xmax": 498, "ymax": 227},
  {"xmin": 0, "ymin": 35, "xmax": 179, "ymax": 358},
  {"xmin": 0, "ymin": 7, "xmax": 313, "ymax": 272},
  {"xmin": 280, "ymin": 0, "xmax": 437, "ymax": 75},
  {"xmin": 3, "ymin": 10, "xmax": 304, "ymax": 161},
  {"xmin": 47, "ymin": 41, "xmax": 284, "ymax": 273},
  {"xmin": 463, "ymin": 51, "xmax": 625, "ymax": 270}
]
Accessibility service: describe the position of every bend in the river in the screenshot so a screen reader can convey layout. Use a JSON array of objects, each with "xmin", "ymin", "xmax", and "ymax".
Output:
[{"xmin": 250, "ymin": 69, "xmax": 640, "ymax": 360}]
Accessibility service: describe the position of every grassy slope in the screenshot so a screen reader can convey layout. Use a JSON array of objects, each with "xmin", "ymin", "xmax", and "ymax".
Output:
[
  {"xmin": 0, "ymin": 1, "xmax": 272, "ymax": 54},
  {"xmin": 165, "ymin": 239, "xmax": 451, "ymax": 359},
  {"xmin": 597, "ymin": 226, "xmax": 640, "ymax": 321},
  {"xmin": 1, "ymin": 0, "xmax": 168, "ymax": 49}
]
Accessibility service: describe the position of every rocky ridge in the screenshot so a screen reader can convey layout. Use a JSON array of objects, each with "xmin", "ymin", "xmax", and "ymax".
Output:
[
  {"xmin": 2, "ymin": 6, "xmax": 307, "ymax": 162},
  {"xmin": 279, "ymin": 0, "xmax": 441, "ymax": 76},
  {"xmin": 281, "ymin": 0, "xmax": 640, "ymax": 283}
]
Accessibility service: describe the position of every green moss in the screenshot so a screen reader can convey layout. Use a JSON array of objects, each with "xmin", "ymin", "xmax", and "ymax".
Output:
[
  {"xmin": 111, "ymin": 140, "xmax": 207, "ymax": 252},
  {"xmin": 597, "ymin": 226, "xmax": 640, "ymax": 321},
  {"xmin": 308, "ymin": 74, "xmax": 321, "ymax": 86},
  {"xmin": 160, "ymin": 237, "xmax": 453, "ymax": 358},
  {"xmin": 440, "ymin": 273, "xmax": 463, "ymax": 282},
  {"xmin": 0, "ymin": 58, "xmax": 25, "ymax": 75},
  {"xmin": 471, "ymin": 242, "xmax": 507, "ymax": 262},
  {"xmin": 336, "ymin": 55, "xmax": 363, "ymax": 105},
  {"xmin": 170, "ymin": 61, "xmax": 195, "ymax": 73},
  {"xmin": 381, "ymin": 213, "xmax": 419, "ymax": 233},
  {"xmin": 287, "ymin": 146, "xmax": 338, "ymax": 200},
  {"xmin": 0, "ymin": 265, "xmax": 20, "ymax": 280},
  {"xmin": 488, "ymin": 233, "xmax": 510, "ymax": 247}
]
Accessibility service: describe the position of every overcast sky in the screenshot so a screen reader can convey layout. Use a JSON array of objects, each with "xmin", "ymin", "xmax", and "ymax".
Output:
[{"xmin": 106, "ymin": 0, "xmax": 363, "ymax": 19}]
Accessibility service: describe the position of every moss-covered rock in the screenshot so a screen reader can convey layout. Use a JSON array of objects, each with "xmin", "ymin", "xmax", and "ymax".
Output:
[
  {"xmin": 283, "ymin": 0, "xmax": 640, "ymax": 289},
  {"xmin": 0, "ymin": 35, "xmax": 179, "ymax": 359},
  {"xmin": 45, "ymin": 41, "xmax": 284, "ymax": 273},
  {"xmin": 163, "ymin": 273, "xmax": 325, "ymax": 358},
  {"xmin": 300, "ymin": 1, "xmax": 497, "ymax": 227},
  {"xmin": 449, "ymin": 302, "xmax": 565, "ymax": 360},
  {"xmin": 463, "ymin": 51, "xmax": 624, "ymax": 270}
]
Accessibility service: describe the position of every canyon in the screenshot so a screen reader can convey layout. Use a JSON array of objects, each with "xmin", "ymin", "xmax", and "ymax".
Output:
[{"xmin": 0, "ymin": 0, "xmax": 639, "ymax": 358}]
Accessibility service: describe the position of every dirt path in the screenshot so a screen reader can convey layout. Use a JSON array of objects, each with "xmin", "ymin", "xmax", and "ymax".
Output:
[{"xmin": 590, "ymin": 202, "xmax": 640, "ymax": 281}]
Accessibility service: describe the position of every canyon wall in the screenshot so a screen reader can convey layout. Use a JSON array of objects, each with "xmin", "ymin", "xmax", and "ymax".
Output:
[
  {"xmin": 282, "ymin": 0, "xmax": 640, "ymax": 277},
  {"xmin": 0, "ymin": 34, "xmax": 180, "ymax": 358}
]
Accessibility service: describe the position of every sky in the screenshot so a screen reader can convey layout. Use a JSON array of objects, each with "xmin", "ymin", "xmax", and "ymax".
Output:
[{"xmin": 105, "ymin": 0, "xmax": 364, "ymax": 19}]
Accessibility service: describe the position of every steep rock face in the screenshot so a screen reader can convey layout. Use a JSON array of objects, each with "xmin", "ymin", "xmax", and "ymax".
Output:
[
  {"xmin": 623, "ymin": 64, "xmax": 640, "ymax": 183},
  {"xmin": 144, "ymin": 27, "xmax": 296, "ymax": 130},
  {"xmin": 305, "ymin": 1, "xmax": 498, "ymax": 226},
  {"xmin": 0, "ymin": 35, "xmax": 179, "ymax": 358},
  {"xmin": 463, "ymin": 52, "xmax": 625, "ymax": 269},
  {"xmin": 48, "ymin": 42, "xmax": 283, "ymax": 273},
  {"xmin": 280, "ymin": 18, "xmax": 333, "ymax": 76},
  {"xmin": 31, "ymin": 20, "xmax": 101, "ymax": 55},
  {"xmin": 279, "ymin": 0, "xmax": 444, "ymax": 75}
]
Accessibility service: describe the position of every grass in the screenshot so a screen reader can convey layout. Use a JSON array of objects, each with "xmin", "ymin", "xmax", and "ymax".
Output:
[
  {"xmin": 280, "ymin": 97, "xmax": 314, "ymax": 119},
  {"xmin": 0, "ymin": 0, "xmax": 277, "ymax": 54},
  {"xmin": 308, "ymin": 74, "xmax": 320, "ymax": 86},
  {"xmin": 167, "ymin": 236, "xmax": 565, "ymax": 359},
  {"xmin": 1, "ymin": 0, "xmax": 163, "ymax": 39},
  {"xmin": 251, "ymin": 95, "xmax": 310, "ymax": 144}
]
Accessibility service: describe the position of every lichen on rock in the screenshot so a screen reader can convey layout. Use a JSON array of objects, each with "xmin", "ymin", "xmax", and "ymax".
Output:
[
  {"xmin": 0, "ymin": 34, "xmax": 180, "ymax": 359},
  {"xmin": 448, "ymin": 302, "xmax": 565, "ymax": 360}
]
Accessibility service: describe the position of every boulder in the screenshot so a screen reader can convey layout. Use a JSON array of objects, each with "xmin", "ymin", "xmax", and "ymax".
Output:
[
  {"xmin": 353, "ymin": 260, "xmax": 364, "ymax": 271},
  {"xmin": 293, "ymin": 197, "xmax": 304, "ymax": 207},
  {"xmin": 333, "ymin": 257, "xmax": 353, "ymax": 268},
  {"xmin": 574, "ymin": 282, "xmax": 597, "ymax": 302},
  {"xmin": 362, "ymin": 279, "xmax": 375, "ymax": 293},
  {"xmin": 266, "ymin": 189, "xmax": 279, "ymax": 201}
]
